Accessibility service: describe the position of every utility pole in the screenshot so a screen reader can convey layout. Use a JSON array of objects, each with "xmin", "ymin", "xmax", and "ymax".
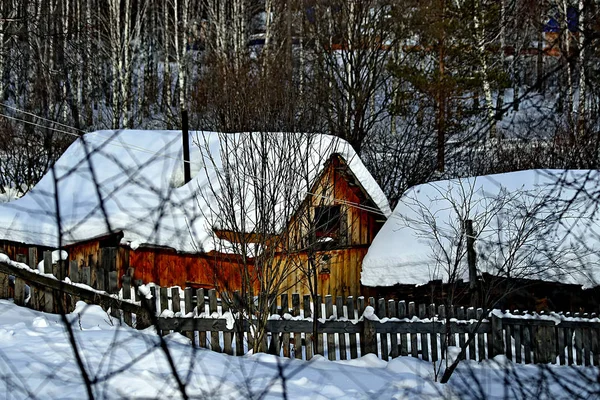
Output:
[
  {"xmin": 182, "ymin": 109, "xmax": 191, "ymax": 184},
  {"xmin": 465, "ymin": 219, "xmax": 478, "ymax": 307}
]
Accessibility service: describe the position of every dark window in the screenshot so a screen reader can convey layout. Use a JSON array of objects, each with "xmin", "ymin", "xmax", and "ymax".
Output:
[{"xmin": 314, "ymin": 205, "xmax": 341, "ymax": 238}]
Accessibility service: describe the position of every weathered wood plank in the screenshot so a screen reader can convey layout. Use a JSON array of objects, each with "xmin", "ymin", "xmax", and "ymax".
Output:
[
  {"xmin": 326, "ymin": 295, "xmax": 335, "ymax": 360},
  {"xmin": 363, "ymin": 319, "xmax": 377, "ymax": 355},
  {"xmin": 566, "ymin": 327, "xmax": 574, "ymax": 365},
  {"xmin": 523, "ymin": 324, "xmax": 532, "ymax": 364},
  {"xmin": 122, "ymin": 276, "xmax": 132, "ymax": 326},
  {"xmin": 108, "ymin": 271, "xmax": 118, "ymax": 294},
  {"xmin": 304, "ymin": 295, "xmax": 313, "ymax": 360},
  {"xmin": 43, "ymin": 251, "xmax": 52, "ymax": 274},
  {"xmin": 399, "ymin": 301, "xmax": 408, "ymax": 356},
  {"xmin": 197, "ymin": 289, "xmax": 206, "ymax": 348},
  {"xmin": 172, "ymin": 288, "xmax": 181, "ymax": 314},
  {"xmin": 208, "ymin": 289, "xmax": 220, "ymax": 352},
  {"xmin": 514, "ymin": 322, "xmax": 522, "ymax": 364},
  {"xmin": 14, "ymin": 277, "xmax": 25, "ymax": 306},
  {"xmin": 337, "ymin": 296, "xmax": 347, "ymax": 360},
  {"xmin": 389, "ymin": 299, "xmax": 399, "ymax": 359},
  {"xmin": 477, "ymin": 308, "xmax": 486, "ymax": 361},
  {"xmin": 409, "ymin": 302, "xmax": 418, "ymax": 358},
  {"xmin": 28, "ymin": 248, "xmax": 37, "ymax": 271},
  {"xmin": 467, "ymin": 308, "xmax": 476, "ymax": 361},
  {"xmin": 69, "ymin": 260, "xmax": 79, "ymax": 283},
  {"xmin": 491, "ymin": 313, "xmax": 504, "ymax": 357},
  {"xmin": 222, "ymin": 298, "xmax": 233, "ymax": 356},
  {"xmin": 347, "ymin": 296, "xmax": 358, "ymax": 359},
  {"xmin": 379, "ymin": 298, "xmax": 388, "ymax": 361},
  {"xmin": 557, "ymin": 326, "xmax": 566, "ymax": 365},
  {"xmin": 293, "ymin": 294, "xmax": 302, "ymax": 360},
  {"xmin": 81, "ymin": 267, "xmax": 91, "ymax": 286},
  {"xmin": 419, "ymin": 304, "xmax": 429, "ymax": 361}
]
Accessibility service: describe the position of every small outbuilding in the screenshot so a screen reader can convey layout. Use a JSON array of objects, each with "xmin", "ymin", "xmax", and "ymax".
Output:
[{"xmin": 361, "ymin": 169, "xmax": 600, "ymax": 311}]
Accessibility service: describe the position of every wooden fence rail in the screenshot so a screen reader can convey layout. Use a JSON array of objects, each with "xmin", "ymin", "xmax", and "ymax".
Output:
[{"xmin": 1, "ymin": 256, "xmax": 599, "ymax": 366}]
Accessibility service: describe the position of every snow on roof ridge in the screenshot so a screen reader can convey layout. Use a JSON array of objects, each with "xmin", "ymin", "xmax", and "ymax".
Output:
[{"xmin": 0, "ymin": 129, "xmax": 390, "ymax": 253}]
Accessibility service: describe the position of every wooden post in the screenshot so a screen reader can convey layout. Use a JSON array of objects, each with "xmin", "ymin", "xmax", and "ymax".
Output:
[
  {"xmin": 43, "ymin": 251, "xmax": 52, "ymax": 274},
  {"xmin": 399, "ymin": 301, "xmax": 408, "ymax": 356},
  {"xmin": 467, "ymin": 307, "xmax": 476, "ymax": 360},
  {"xmin": 464, "ymin": 219, "xmax": 478, "ymax": 307},
  {"xmin": 69, "ymin": 260, "xmax": 79, "ymax": 283},
  {"xmin": 0, "ymin": 270, "xmax": 8, "ymax": 299},
  {"xmin": 336, "ymin": 296, "xmax": 347, "ymax": 360},
  {"xmin": 14, "ymin": 277, "xmax": 25, "ymax": 306},
  {"xmin": 81, "ymin": 267, "xmax": 91, "ymax": 286},
  {"xmin": 96, "ymin": 267, "xmax": 105, "ymax": 291},
  {"xmin": 159, "ymin": 287, "xmax": 168, "ymax": 316},
  {"xmin": 149, "ymin": 286, "xmax": 158, "ymax": 316},
  {"xmin": 183, "ymin": 287, "xmax": 194, "ymax": 344},
  {"xmin": 389, "ymin": 299, "xmax": 399, "ymax": 359},
  {"xmin": 325, "ymin": 295, "xmax": 334, "ymax": 360},
  {"xmin": 491, "ymin": 313, "xmax": 504, "ymax": 357},
  {"xmin": 419, "ymin": 304, "xmax": 429, "ymax": 361},
  {"xmin": 43, "ymin": 251, "xmax": 54, "ymax": 312},
  {"xmin": 378, "ymin": 298, "xmax": 388, "ymax": 360},
  {"xmin": 108, "ymin": 271, "xmax": 118, "ymax": 293},
  {"xmin": 197, "ymin": 289, "xmax": 206, "ymax": 348},
  {"xmin": 292, "ymin": 293, "xmax": 302, "ymax": 359},
  {"xmin": 208, "ymin": 289, "xmax": 220, "ymax": 352},
  {"xmin": 28, "ymin": 248, "xmax": 37, "ymax": 270},
  {"xmin": 409, "ymin": 302, "xmax": 418, "ymax": 358},
  {"xmin": 347, "ymin": 296, "xmax": 358, "ymax": 359},
  {"xmin": 363, "ymin": 318, "xmax": 377, "ymax": 355},
  {"xmin": 182, "ymin": 109, "xmax": 191, "ymax": 184},
  {"xmin": 222, "ymin": 294, "xmax": 233, "ymax": 356},
  {"xmin": 122, "ymin": 276, "xmax": 132, "ymax": 326},
  {"xmin": 303, "ymin": 295, "xmax": 313, "ymax": 360}
]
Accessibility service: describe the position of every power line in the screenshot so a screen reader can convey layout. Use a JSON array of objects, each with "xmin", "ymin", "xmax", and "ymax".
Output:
[{"xmin": 0, "ymin": 102, "xmax": 86, "ymax": 133}]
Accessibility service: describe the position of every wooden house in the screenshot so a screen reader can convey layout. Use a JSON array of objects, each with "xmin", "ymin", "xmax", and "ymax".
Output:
[{"xmin": 0, "ymin": 130, "xmax": 390, "ymax": 299}]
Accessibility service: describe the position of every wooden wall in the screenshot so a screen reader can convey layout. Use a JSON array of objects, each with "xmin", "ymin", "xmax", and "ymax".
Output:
[
  {"xmin": 274, "ymin": 156, "xmax": 384, "ymax": 298},
  {"xmin": 0, "ymin": 240, "xmax": 48, "ymax": 266},
  {"xmin": 275, "ymin": 247, "xmax": 369, "ymax": 299},
  {"xmin": 128, "ymin": 248, "xmax": 258, "ymax": 293}
]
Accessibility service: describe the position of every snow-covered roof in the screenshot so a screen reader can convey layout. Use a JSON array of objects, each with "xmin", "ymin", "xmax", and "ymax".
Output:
[
  {"xmin": 0, "ymin": 130, "xmax": 390, "ymax": 253},
  {"xmin": 361, "ymin": 170, "xmax": 600, "ymax": 289}
]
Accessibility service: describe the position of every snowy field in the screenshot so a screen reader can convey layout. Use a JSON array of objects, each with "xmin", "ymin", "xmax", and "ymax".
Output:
[{"xmin": 0, "ymin": 301, "xmax": 598, "ymax": 399}]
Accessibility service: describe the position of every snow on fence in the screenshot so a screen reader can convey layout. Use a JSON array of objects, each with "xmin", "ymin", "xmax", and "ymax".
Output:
[{"xmin": 1, "ymin": 251, "xmax": 599, "ymax": 366}]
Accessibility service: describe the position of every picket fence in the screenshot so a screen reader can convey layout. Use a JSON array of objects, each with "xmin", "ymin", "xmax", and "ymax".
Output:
[{"xmin": 1, "ymin": 253, "xmax": 600, "ymax": 366}]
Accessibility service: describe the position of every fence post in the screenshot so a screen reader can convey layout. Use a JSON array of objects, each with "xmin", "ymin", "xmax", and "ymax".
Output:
[
  {"xmin": 43, "ymin": 251, "xmax": 52, "ymax": 274},
  {"xmin": 122, "ymin": 276, "xmax": 132, "ymax": 326},
  {"xmin": 28, "ymin": 248, "xmax": 37, "ymax": 270},
  {"xmin": 363, "ymin": 311, "xmax": 377, "ymax": 355},
  {"xmin": 0, "ymin": 269, "xmax": 8, "ymax": 299},
  {"xmin": 43, "ymin": 251, "xmax": 54, "ymax": 312},
  {"xmin": 491, "ymin": 312, "xmax": 504, "ymax": 357}
]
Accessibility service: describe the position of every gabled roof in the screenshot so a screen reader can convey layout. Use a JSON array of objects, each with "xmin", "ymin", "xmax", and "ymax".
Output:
[
  {"xmin": 0, "ymin": 130, "xmax": 390, "ymax": 253},
  {"xmin": 362, "ymin": 170, "xmax": 600, "ymax": 289}
]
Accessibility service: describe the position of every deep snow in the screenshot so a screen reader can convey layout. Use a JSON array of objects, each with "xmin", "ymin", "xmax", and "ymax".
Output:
[
  {"xmin": 0, "ymin": 300, "xmax": 600, "ymax": 400},
  {"xmin": 0, "ymin": 300, "xmax": 598, "ymax": 399}
]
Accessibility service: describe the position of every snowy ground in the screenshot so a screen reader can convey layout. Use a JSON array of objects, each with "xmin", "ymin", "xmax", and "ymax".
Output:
[{"xmin": 0, "ymin": 300, "xmax": 598, "ymax": 399}]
